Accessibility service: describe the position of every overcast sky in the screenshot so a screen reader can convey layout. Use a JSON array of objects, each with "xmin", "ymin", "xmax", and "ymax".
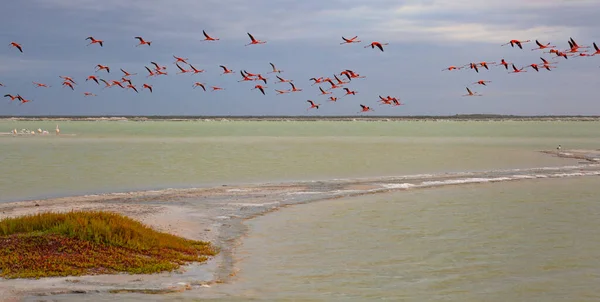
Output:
[{"xmin": 0, "ymin": 0, "xmax": 599, "ymax": 116}]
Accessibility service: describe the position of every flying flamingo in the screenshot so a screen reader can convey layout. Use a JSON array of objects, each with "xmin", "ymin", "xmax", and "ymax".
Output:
[
  {"xmin": 391, "ymin": 98, "xmax": 404, "ymax": 106},
  {"xmin": 318, "ymin": 86, "xmax": 331, "ymax": 95},
  {"xmin": 83, "ymin": 92, "xmax": 97, "ymax": 97},
  {"xmin": 341, "ymin": 69, "xmax": 365, "ymax": 79},
  {"xmin": 255, "ymin": 74, "xmax": 268, "ymax": 84},
  {"xmin": 309, "ymin": 77, "xmax": 324, "ymax": 85},
  {"xmin": 60, "ymin": 76, "xmax": 76, "ymax": 84},
  {"xmin": 17, "ymin": 95, "xmax": 33, "ymax": 104},
  {"xmin": 110, "ymin": 80, "xmax": 125, "ymax": 88},
  {"xmin": 176, "ymin": 63, "xmax": 190, "ymax": 74},
  {"xmin": 62, "ymin": 81, "xmax": 75, "ymax": 90},
  {"xmin": 364, "ymin": 41, "xmax": 388, "ymax": 52},
  {"xmin": 472, "ymin": 80, "xmax": 491, "ymax": 86},
  {"xmin": 193, "ymin": 82, "xmax": 206, "ymax": 91},
  {"xmin": 85, "ymin": 75, "xmax": 100, "ymax": 85},
  {"xmin": 275, "ymin": 75, "xmax": 293, "ymax": 83},
  {"xmin": 509, "ymin": 64, "xmax": 527, "ymax": 74},
  {"xmin": 155, "ymin": 69, "xmax": 168, "ymax": 76},
  {"xmin": 121, "ymin": 77, "xmax": 132, "ymax": 85},
  {"xmin": 568, "ymin": 37, "xmax": 589, "ymax": 52},
  {"xmin": 342, "ymin": 87, "xmax": 357, "ymax": 97},
  {"xmin": 4, "ymin": 94, "xmax": 18, "ymax": 101},
  {"xmin": 462, "ymin": 87, "xmax": 481, "ymax": 96},
  {"xmin": 478, "ymin": 61, "xmax": 496, "ymax": 70},
  {"xmin": 358, "ymin": 104, "xmax": 374, "ymax": 113},
  {"xmin": 328, "ymin": 96, "xmax": 338, "ymax": 102},
  {"xmin": 134, "ymin": 36, "xmax": 152, "ymax": 46},
  {"xmin": 501, "ymin": 39, "xmax": 530, "ymax": 49},
  {"xmin": 173, "ymin": 55, "xmax": 189, "ymax": 64},
  {"xmin": 143, "ymin": 84, "xmax": 153, "ymax": 93},
  {"xmin": 189, "ymin": 65, "xmax": 205, "ymax": 74},
  {"xmin": 85, "ymin": 37, "xmax": 104, "ymax": 47},
  {"xmin": 9, "ymin": 42, "xmax": 22, "ymax": 53},
  {"xmin": 531, "ymin": 40, "xmax": 555, "ymax": 51},
  {"xmin": 0, "ymin": 83, "xmax": 4, "ymax": 87},
  {"xmin": 238, "ymin": 71, "xmax": 254, "ymax": 82},
  {"xmin": 245, "ymin": 32, "xmax": 266, "ymax": 46},
  {"xmin": 99, "ymin": 79, "xmax": 111, "ymax": 88},
  {"xmin": 324, "ymin": 79, "xmax": 342, "ymax": 90},
  {"xmin": 526, "ymin": 64, "xmax": 541, "ymax": 72},
  {"xmin": 211, "ymin": 86, "xmax": 224, "ymax": 91},
  {"xmin": 202, "ymin": 30, "xmax": 220, "ymax": 41},
  {"xmin": 126, "ymin": 84, "xmax": 138, "ymax": 93},
  {"xmin": 497, "ymin": 59, "xmax": 510, "ymax": 70},
  {"xmin": 252, "ymin": 84, "xmax": 267, "ymax": 95},
  {"xmin": 144, "ymin": 66, "xmax": 156, "ymax": 77},
  {"xmin": 340, "ymin": 36, "xmax": 361, "ymax": 44},
  {"xmin": 268, "ymin": 62, "xmax": 283, "ymax": 73},
  {"xmin": 307, "ymin": 100, "xmax": 320, "ymax": 110},
  {"xmin": 379, "ymin": 96, "xmax": 392, "ymax": 105},
  {"xmin": 289, "ymin": 82, "xmax": 302, "ymax": 92},
  {"xmin": 120, "ymin": 69, "xmax": 137, "ymax": 77},
  {"xmin": 333, "ymin": 74, "xmax": 349, "ymax": 86},
  {"xmin": 32, "ymin": 82, "xmax": 50, "ymax": 88},
  {"xmin": 275, "ymin": 89, "xmax": 290, "ymax": 95},
  {"xmin": 442, "ymin": 66, "xmax": 463, "ymax": 71},
  {"xmin": 219, "ymin": 65, "xmax": 234, "ymax": 75},
  {"xmin": 95, "ymin": 64, "xmax": 110, "ymax": 73},
  {"xmin": 591, "ymin": 42, "xmax": 600, "ymax": 56},
  {"xmin": 151, "ymin": 61, "xmax": 167, "ymax": 71}
]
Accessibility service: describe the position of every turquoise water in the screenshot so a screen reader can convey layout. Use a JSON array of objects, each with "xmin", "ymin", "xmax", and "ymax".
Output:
[
  {"xmin": 1, "ymin": 120, "xmax": 598, "ymax": 202},
  {"xmin": 214, "ymin": 176, "xmax": 600, "ymax": 301}
]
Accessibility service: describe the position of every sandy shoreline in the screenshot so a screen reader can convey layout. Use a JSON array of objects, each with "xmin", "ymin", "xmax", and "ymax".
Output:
[{"xmin": 1, "ymin": 149, "xmax": 600, "ymax": 301}]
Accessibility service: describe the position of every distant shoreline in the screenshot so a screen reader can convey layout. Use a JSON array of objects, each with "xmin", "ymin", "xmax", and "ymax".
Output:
[{"xmin": 2, "ymin": 115, "xmax": 600, "ymax": 122}]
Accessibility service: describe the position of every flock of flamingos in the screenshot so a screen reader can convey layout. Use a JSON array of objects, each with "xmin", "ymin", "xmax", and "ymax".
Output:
[{"xmin": 3, "ymin": 34, "xmax": 600, "ymax": 113}]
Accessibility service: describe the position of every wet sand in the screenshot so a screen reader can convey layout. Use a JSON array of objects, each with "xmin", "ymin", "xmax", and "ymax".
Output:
[{"xmin": 1, "ymin": 149, "xmax": 599, "ymax": 301}]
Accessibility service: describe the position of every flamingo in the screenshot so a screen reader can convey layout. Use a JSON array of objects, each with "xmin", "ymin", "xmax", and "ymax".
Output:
[
  {"xmin": 442, "ymin": 66, "xmax": 463, "ymax": 71},
  {"xmin": 9, "ymin": 42, "xmax": 22, "ymax": 53},
  {"xmin": 328, "ymin": 96, "xmax": 338, "ymax": 102},
  {"xmin": 309, "ymin": 77, "xmax": 324, "ymax": 85},
  {"xmin": 289, "ymin": 82, "xmax": 302, "ymax": 92},
  {"xmin": 219, "ymin": 65, "xmax": 234, "ymax": 75},
  {"xmin": 59, "ymin": 76, "xmax": 77, "ymax": 84},
  {"xmin": 144, "ymin": 66, "xmax": 156, "ymax": 77},
  {"xmin": 4, "ymin": 94, "xmax": 18, "ymax": 101},
  {"xmin": 143, "ymin": 84, "xmax": 153, "ymax": 93},
  {"xmin": 333, "ymin": 74, "xmax": 349, "ymax": 86},
  {"xmin": 17, "ymin": 95, "xmax": 32, "ymax": 104},
  {"xmin": 342, "ymin": 87, "xmax": 357, "ymax": 97},
  {"xmin": 238, "ymin": 71, "xmax": 254, "ymax": 82},
  {"xmin": 365, "ymin": 41, "xmax": 388, "ymax": 52},
  {"xmin": 95, "ymin": 64, "xmax": 110, "ymax": 73},
  {"xmin": 497, "ymin": 59, "xmax": 510, "ymax": 70},
  {"xmin": 0, "ymin": 82, "xmax": 4, "ymax": 87},
  {"xmin": 189, "ymin": 65, "xmax": 205, "ymax": 74},
  {"xmin": 343, "ymin": 70, "xmax": 366, "ymax": 79},
  {"xmin": 478, "ymin": 61, "xmax": 496, "ymax": 70},
  {"xmin": 121, "ymin": 77, "xmax": 132, "ymax": 85},
  {"xmin": 85, "ymin": 36, "xmax": 104, "ymax": 47},
  {"xmin": 255, "ymin": 74, "xmax": 268, "ymax": 84},
  {"xmin": 275, "ymin": 89, "xmax": 290, "ymax": 95},
  {"xmin": 591, "ymin": 42, "xmax": 600, "ymax": 56},
  {"xmin": 509, "ymin": 64, "xmax": 527, "ymax": 74},
  {"xmin": 62, "ymin": 81, "xmax": 75, "ymax": 90},
  {"xmin": 568, "ymin": 37, "xmax": 589, "ymax": 52},
  {"xmin": 99, "ymin": 79, "xmax": 111, "ymax": 88},
  {"xmin": 340, "ymin": 36, "xmax": 361, "ymax": 45},
  {"xmin": 462, "ymin": 87, "xmax": 481, "ymax": 96},
  {"xmin": 173, "ymin": 55, "xmax": 189, "ymax": 64},
  {"xmin": 527, "ymin": 64, "xmax": 540, "ymax": 72},
  {"xmin": 275, "ymin": 75, "xmax": 293, "ymax": 83},
  {"xmin": 211, "ymin": 86, "xmax": 224, "ymax": 91},
  {"xmin": 472, "ymin": 80, "xmax": 491, "ymax": 86},
  {"xmin": 176, "ymin": 63, "xmax": 191, "ymax": 74},
  {"xmin": 155, "ymin": 69, "xmax": 168, "ymax": 76},
  {"xmin": 120, "ymin": 69, "xmax": 137, "ymax": 77},
  {"xmin": 467, "ymin": 62, "xmax": 479, "ymax": 73},
  {"xmin": 83, "ymin": 92, "xmax": 97, "ymax": 97},
  {"xmin": 252, "ymin": 84, "xmax": 267, "ymax": 95},
  {"xmin": 134, "ymin": 36, "xmax": 152, "ymax": 46},
  {"xmin": 531, "ymin": 40, "xmax": 555, "ymax": 51},
  {"xmin": 501, "ymin": 39, "xmax": 530, "ymax": 49},
  {"xmin": 245, "ymin": 32, "xmax": 266, "ymax": 46},
  {"xmin": 307, "ymin": 100, "xmax": 320, "ymax": 110},
  {"xmin": 202, "ymin": 30, "xmax": 220, "ymax": 41},
  {"xmin": 110, "ymin": 80, "xmax": 125, "ymax": 88},
  {"xmin": 391, "ymin": 98, "xmax": 404, "ymax": 106},
  {"xmin": 126, "ymin": 84, "xmax": 138, "ymax": 93},
  {"xmin": 268, "ymin": 62, "xmax": 283, "ymax": 73},
  {"xmin": 193, "ymin": 82, "xmax": 206, "ymax": 91},
  {"xmin": 32, "ymin": 82, "xmax": 50, "ymax": 88},
  {"xmin": 318, "ymin": 86, "xmax": 331, "ymax": 95},
  {"xmin": 150, "ymin": 61, "xmax": 166, "ymax": 71},
  {"xmin": 324, "ymin": 79, "xmax": 342, "ymax": 90},
  {"xmin": 379, "ymin": 96, "xmax": 392, "ymax": 105},
  {"xmin": 358, "ymin": 104, "xmax": 374, "ymax": 113}
]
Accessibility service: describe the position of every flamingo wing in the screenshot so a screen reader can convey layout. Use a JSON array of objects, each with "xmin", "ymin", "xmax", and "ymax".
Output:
[{"xmin": 247, "ymin": 32, "xmax": 256, "ymax": 42}]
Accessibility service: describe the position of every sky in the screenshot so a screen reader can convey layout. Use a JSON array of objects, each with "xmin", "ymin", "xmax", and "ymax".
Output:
[{"xmin": 0, "ymin": 0, "xmax": 599, "ymax": 116}]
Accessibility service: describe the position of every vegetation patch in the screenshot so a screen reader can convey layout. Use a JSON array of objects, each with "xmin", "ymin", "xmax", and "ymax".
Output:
[{"xmin": 0, "ymin": 211, "xmax": 217, "ymax": 279}]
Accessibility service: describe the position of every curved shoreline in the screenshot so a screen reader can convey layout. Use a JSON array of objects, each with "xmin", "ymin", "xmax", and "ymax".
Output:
[{"xmin": 1, "ymin": 149, "xmax": 599, "ymax": 300}]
